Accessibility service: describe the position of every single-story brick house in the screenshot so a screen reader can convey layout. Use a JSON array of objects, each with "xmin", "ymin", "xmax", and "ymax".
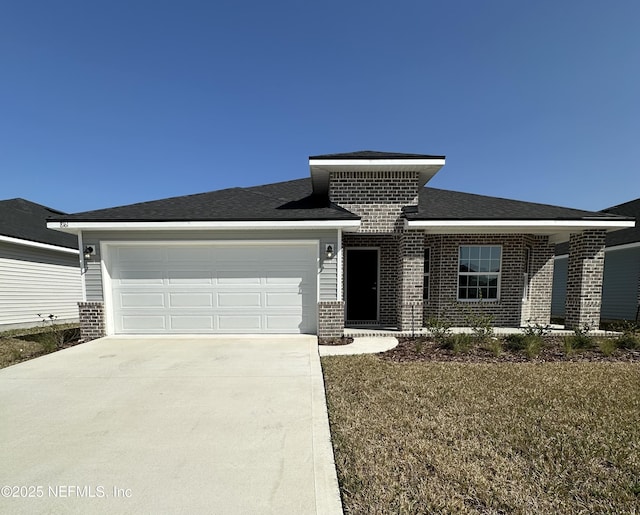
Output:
[
  {"xmin": 47, "ymin": 151, "xmax": 634, "ymax": 341},
  {"xmin": 553, "ymin": 197, "xmax": 640, "ymax": 323},
  {"xmin": 1, "ymin": 198, "xmax": 82, "ymax": 330}
]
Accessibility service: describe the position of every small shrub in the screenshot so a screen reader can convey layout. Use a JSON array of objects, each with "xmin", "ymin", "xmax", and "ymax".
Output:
[
  {"xmin": 426, "ymin": 315, "xmax": 452, "ymax": 345},
  {"xmin": 613, "ymin": 321, "xmax": 640, "ymax": 350},
  {"xmin": 596, "ymin": 338, "xmax": 617, "ymax": 357},
  {"xmin": 483, "ymin": 338, "xmax": 503, "ymax": 357},
  {"xmin": 36, "ymin": 314, "xmax": 73, "ymax": 352},
  {"xmin": 445, "ymin": 333, "xmax": 474, "ymax": 355},
  {"xmin": 568, "ymin": 324, "xmax": 594, "ymax": 350},
  {"xmin": 465, "ymin": 312, "xmax": 495, "ymax": 343},
  {"xmin": 523, "ymin": 321, "xmax": 551, "ymax": 338},
  {"xmin": 563, "ymin": 336, "xmax": 575, "ymax": 356},
  {"xmin": 504, "ymin": 333, "xmax": 542, "ymax": 358}
]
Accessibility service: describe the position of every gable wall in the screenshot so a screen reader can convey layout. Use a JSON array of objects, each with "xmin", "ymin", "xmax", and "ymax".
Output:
[
  {"xmin": 0, "ymin": 241, "xmax": 82, "ymax": 328},
  {"xmin": 329, "ymin": 171, "xmax": 419, "ymax": 233}
]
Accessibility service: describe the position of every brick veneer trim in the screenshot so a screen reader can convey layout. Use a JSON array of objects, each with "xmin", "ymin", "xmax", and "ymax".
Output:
[
  {"xmin": 78, "ymin": 302, "xmax": 106, "ymax": 341},
  {"xmin": 318, "ymin": 301, "xmax": 345, "ymax": 338}
]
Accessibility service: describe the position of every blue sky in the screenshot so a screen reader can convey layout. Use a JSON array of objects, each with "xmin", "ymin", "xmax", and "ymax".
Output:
[{"xmin": 1, "ymin": 1, "xmax": 638, "ymax": 213}]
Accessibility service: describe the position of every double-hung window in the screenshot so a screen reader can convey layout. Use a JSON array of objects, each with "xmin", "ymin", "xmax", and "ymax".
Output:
[{"xmin": 458, "ymin": 246, "xmax": 501, "ymax": 300}]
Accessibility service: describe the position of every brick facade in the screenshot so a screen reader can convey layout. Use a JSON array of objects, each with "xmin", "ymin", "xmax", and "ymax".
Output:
[
  {"xmin": 565, "ymin": 230, "xmax": 606, "ymax": 329},
  {"xmin": 317, "ymin": 301, "xmax": 345, "ymax": 338},
  {"xmin": 397, "ymin": 231, "xmax": 424, "ymax": 331},
  {"xmin": 78, "ymin": 301, "xmax": 106, "ymax": 341},
  {"xmin": 520, "ymin": 235, "xmax": 555, "ymax": 325},
  {"xmin": 329, "ymin": 171, "xmax": 419, "ymax": 233},
  {"xmin": 423, "ymin": 234, "xmax": 547, "ymax": 327}
]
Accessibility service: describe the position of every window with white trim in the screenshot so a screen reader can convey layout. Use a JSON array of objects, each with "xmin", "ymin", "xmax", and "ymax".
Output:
[
  {"xmin": 458, "ymin": 246, "xmax": 501, "ymax": 300},
  {"xmin": 423, "ymin": 248, "xmax": 430, "ymax": 300}
]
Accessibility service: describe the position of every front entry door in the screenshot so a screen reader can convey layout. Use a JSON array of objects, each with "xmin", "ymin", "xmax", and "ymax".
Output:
[{"xmin": 345, "ymin": 248, "xmax": 379, "ymax": 322}]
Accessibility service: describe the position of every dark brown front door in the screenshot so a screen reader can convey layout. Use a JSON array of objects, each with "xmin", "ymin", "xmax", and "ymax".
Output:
[{"xmin": 345, "ymin": 249, "xmax": 378, "ymax": 321}]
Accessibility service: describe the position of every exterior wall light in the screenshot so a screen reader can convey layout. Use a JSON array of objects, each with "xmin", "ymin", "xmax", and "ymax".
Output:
[
  {"xmin": 83, "ymin": 246, "xmax": 95, "ymax": 261},
  {"xmin": 325, "ymin": 244, "xmax": 334, "ymax": 260}
]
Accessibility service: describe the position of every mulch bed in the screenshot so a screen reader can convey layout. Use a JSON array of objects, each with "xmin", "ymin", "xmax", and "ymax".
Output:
[{"xmin": 381, "ymin": 336, "xmax": 640, "ymax": 363}]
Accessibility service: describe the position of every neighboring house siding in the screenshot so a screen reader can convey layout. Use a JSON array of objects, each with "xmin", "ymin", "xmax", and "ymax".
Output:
[
  {"xmin": 552, "ymin": 247, "xmax": 640, "ymax": 321},
  {"xmin": 81, "ymin": 230, "xmax": 339, "ymax": 303},
  {"xmin": 551, "ymin": 256, "xmax": 568, "ymax": 318},
  {"xmin": 0, "ymin": 241, "xmax": 81, "ymax": 327}
]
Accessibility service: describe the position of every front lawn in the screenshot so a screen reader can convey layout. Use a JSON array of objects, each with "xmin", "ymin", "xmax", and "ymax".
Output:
[{"xmin": 322, "ymin": 356, "xmax": 640, "ymax": 513}]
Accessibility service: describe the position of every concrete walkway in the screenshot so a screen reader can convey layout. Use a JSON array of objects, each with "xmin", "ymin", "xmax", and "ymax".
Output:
[
  {"xmin": 0, "ymin": 336, "xmax": 342, "ymax": 515},
  {"xmin": 319, "ymin": 337, "xmax": 399, "ymax": 356}
]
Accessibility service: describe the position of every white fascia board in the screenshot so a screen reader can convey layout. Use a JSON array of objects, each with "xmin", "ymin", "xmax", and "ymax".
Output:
[
  {"xmin": 0, "ymin": 234, "xmax": 79, "ymax": 254},
  {"xmin": 404, "ymin": 219, "xmax": 635, "ymax": 231},
  {"xmin": 47, "ymin": 219, "xmax": 361, "ymax": 232},
  {"xmin": 308, "ymin": 158, "xmax": 446, "ymax": 167}
]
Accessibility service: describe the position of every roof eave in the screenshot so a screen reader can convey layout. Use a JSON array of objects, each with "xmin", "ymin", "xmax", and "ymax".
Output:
[
  {"xmin": 404, "ymin": 219, "xmax": 636, "ymax": 243},
  {"xmin": 47, "ymin": 219, "xmax": 362, "ymax": 234}
]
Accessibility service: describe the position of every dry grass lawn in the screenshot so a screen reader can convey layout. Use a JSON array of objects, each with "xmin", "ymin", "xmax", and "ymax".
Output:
[
  {"xmin": 0, "ymin": 325, "xmax": 80, "ymax": 368},
  {"xmin": 322, "ymin": 355, "xmax": 640, "ymax": 514}
]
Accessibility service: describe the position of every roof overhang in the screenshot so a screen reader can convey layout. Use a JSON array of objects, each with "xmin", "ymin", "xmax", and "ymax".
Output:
[
  {"xmin": 0, "ymin": 234, "xmax": 79, "ymax": 254},
  {"xmin": 47, "ymin": 219, "xmax": 362, "ymax": 234},
  {"xmin": 404, "ymin": 219, "xmax": 636, "ymax": 243},
  {"xmin": 309, "ymin": 157, "xmax": 446, "ymax": 195}
]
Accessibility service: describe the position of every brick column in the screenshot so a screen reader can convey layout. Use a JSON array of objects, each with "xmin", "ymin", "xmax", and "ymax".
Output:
[
  {"xmin": 396, "ymin": 231, "xmax": 424, "ymax": 331},
  {"xmin": 521, "ymin": 236, "xmax": 555, "ymax": 325},
  {"xmin": 318, "ymin": 301, "xmax": 345, "ymax": 338},
  {"xmin": 78, "ymin": 302, "xmax": 106, "ymax": 341},
  {"xmin": 565, "ymin": 230, "xmax": 606, "ymax": 329}
]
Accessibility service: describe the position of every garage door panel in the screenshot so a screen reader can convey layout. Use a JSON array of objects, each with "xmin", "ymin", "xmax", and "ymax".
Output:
[
  {"xmin": 121, "ymin": 315, "xmax": 166, "ymax": 331},
  {"xmin": 217, "ymin": 292, "xmax": 261, "ymax": 307},
  {"xmin": 217, "ymin": 315, "xmax": 262, "ymax": 331},
  {"xmin": 111, "ymin": 244, "xmax": 317, "ymax": 334},
  {"xmin": 168, "ymin": 292, "xmax": 213, "ymax": 308},
  {"xmin": 265, "ymin": 292, "xmax": 303, "ymax": 307},
  {"xmin": 120, "ymin": 293, "xmax": 165, "ymax": 308},
  {"xmin": 170, "ymin": 316, "xmax": 214, "ymax": 331},
  {"xmin": 117, "ymin": 247, "xmax": 163, "ymax": 263},
  {"xmin": 117, "ymin": 270, "xmax": 165, "ymax": 285},
  {"xmin": 166, "ymin": 247, "xmax": 213, "ymax": 261},
  {"xmin": 216, "ymin": 271, "xmax": 262, "ymax": 285},
  {"xmin": 265, "ymin": 315, "xmax": 305, "ymax": 330},
  {"xmin": 167, "ymin": 270, "xmax": 213, "ymax": 284}
]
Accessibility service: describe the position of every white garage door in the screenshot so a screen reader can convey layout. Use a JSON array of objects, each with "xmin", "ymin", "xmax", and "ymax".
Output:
[{"xmin": 108, "ymin": 243, "xmax": 317, "ymax": 334}]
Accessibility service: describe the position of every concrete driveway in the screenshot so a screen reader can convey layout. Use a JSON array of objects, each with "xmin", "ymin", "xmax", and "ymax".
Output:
[{"xmin": 0, "ymin": 336, "xmax": 342, "ymax": 514}]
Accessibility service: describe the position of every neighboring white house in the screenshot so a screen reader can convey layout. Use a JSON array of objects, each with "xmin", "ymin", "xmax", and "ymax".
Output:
[
  {"xmin": 0, "ymin": 198, "xmax": 82, "ymax": 330},
  {"xmin": 553, "ymin": 197, "xmax": 640, "ymax": 323}
]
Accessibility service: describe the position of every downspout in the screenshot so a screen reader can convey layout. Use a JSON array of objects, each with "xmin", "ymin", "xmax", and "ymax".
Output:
[
  {"xmin": 337, "ymin": 228, "xmax": 343, "ymax": 301},
  {"xmin": 78, "ymin": 230, "xmax": 87, "ymax": 302}
]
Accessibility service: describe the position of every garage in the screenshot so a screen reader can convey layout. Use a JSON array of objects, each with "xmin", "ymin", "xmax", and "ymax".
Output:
[{"xmin": 106, "ymin": 242, "xmax": 318, "ymax": 334}]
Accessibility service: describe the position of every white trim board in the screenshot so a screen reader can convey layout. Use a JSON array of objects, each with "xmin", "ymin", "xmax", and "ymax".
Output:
[{"xmin": 48, "ymin": 220, "xmax": 361, "ymax": 233}]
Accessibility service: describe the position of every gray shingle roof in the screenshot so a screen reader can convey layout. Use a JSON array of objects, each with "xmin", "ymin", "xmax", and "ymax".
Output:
[
  {"xmin": 409, "ymin": 188, "xmax": 628, "ymax": 221},
  {"xmin": 0, "ymin": 198, "xmax": 78, "ymax": 249},
  {"xmin": 556, "ymin": 197, "xmax": 640, "ymax": 254},
  {"xmin": 49, "ymin": 178, "xmax": 359, "ymax": 222},
  {"xmin": 309, "ymin": 150, "xmax": 445, "ymax": 160}
]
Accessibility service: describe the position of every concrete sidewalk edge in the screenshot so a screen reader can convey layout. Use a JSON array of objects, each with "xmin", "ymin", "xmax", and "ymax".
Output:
[{"xmin": 309, "ymin": 340, "xmax": 344, "ymax": 515}]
